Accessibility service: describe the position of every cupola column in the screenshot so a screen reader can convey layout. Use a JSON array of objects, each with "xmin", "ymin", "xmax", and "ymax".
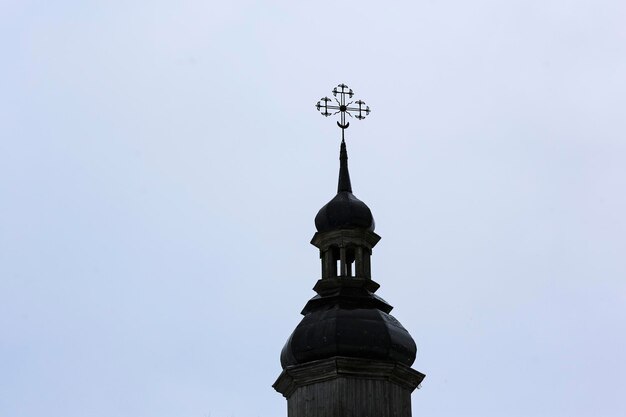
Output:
[
  {"xmin": 355, "ymin": 246, "xmax": 364, "ymax": 277},
  {"xmin": 321, "ymin": 249, "xmax": 336, "ymax": 278}
]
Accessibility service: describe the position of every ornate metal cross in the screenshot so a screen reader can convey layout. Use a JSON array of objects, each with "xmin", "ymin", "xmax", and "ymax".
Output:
[{"xmin": 316, "ymin": 83, "xmax": 371, "ymax": 140}]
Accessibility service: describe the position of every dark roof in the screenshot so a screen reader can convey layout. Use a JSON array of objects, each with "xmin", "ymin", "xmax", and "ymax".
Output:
[{"xmin": 280, "ymin": 283, "xmax": 417, "ymax": 368}]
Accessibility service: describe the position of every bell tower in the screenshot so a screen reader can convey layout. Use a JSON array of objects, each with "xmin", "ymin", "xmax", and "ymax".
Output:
[{"xmin": 273, "ymin": 85, "xmax": 425, "ymax": 417}]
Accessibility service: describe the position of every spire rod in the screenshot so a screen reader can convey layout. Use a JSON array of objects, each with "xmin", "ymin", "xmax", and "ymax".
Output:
[{"xmin": 338, "ymin": 137, "xmax": 352, "ymax": 193}]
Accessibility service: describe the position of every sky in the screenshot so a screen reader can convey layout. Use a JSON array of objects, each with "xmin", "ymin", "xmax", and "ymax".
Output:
[{"xmin": 1, "ymin": 1, "xmax": 625, "ymax": 416}]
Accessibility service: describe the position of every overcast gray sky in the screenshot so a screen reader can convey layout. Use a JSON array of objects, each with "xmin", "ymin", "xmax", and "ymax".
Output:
[{"xmin": 1, "ymin": 1, "xmax": 625, "ymax": 416}]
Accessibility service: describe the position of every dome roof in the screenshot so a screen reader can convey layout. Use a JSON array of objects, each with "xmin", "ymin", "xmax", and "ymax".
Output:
[
  {"xmin": 280, "ymin": 303, "xmax": 416, "ymax": 368},
  {"xmin": 315, "ymin": 191, "xmax": 375, "ymax": 232}
]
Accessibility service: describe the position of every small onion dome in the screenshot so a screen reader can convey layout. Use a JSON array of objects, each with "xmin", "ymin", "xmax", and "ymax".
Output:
[
  {"xmin": 315, "ymin": 192, "xmax": 375, "ymax": 232},
  {"xmin": 280, "ymin": 305, "xmax": 417, "ymax": 368},
  {"xmin": 314, "ymin": 139, "xmax": 375, "ymax": 232}
]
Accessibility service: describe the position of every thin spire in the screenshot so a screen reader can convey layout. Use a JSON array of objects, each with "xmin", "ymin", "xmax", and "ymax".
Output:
[{"xmin": 338, "ymin": 138, "xmax": 352, "ymax": 193}]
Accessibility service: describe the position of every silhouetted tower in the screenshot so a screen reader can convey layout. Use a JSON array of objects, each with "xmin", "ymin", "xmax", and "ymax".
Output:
[{"xmin": 273, "ymin": 85, "xmax": 425, "ymax": 417}]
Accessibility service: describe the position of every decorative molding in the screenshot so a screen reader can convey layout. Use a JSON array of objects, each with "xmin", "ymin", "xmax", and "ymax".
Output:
[
  {"xmin": 311, "ymin": 229, "xmax": 381, "ymax": 250},
  {"xmin": 273, "ymin": 357, "xmax": 425, "ymax": 398}
]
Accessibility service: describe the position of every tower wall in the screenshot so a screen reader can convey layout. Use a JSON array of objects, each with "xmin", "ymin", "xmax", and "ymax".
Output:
[{"xmin": 274, "ymin": 357, "xmax": 424, "ymax": 417}]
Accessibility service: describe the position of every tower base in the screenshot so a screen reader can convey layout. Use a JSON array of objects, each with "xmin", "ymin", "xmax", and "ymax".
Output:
[{"xmin": 273, "ymin": 357, "xmax": 425, "ymax": 417}]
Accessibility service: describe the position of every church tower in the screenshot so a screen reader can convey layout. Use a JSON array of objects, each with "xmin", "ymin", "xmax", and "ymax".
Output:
[{"xmin": 273, "ymin": 85, "xmax": 425, "ymax": 417}]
